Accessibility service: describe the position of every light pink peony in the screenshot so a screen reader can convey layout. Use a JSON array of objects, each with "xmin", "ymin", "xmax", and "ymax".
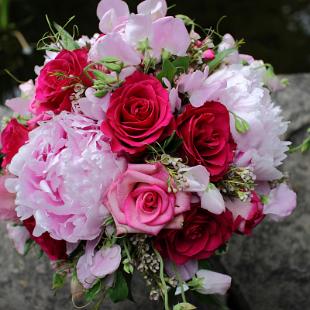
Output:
[
  {"xmin": 0, "ymin": 175, "xmax": 17, "ymax": 221},
  {"xmin": 105, "ymin": 163, "xmax": 191, "ymax": 235},
  {"xmin": 7, "ymin": 112, "xmax": 126, "ymax": 243}
]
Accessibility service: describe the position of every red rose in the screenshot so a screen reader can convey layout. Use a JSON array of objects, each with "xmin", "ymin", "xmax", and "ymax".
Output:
[
  {"xmin": 23, "ymin": 217, "xmax": 67, "ymax": 261},
  {"xmin": 154, "ymin": 206, "xmax": 233, "ymax": 265},
  {"xmin": 101, "ymin": 71, "xmax": 173, "ymax": 154},
  {"xmin": 176, "ymin": 102, "xmax": 236, "ymax": 181},
  {"xmin": 1, "ymin": 119, "xmax": 29, "ymax": 168},
  {"xmin": 31, "ymin": 48, "xmax": 89, "ymax": 115}
]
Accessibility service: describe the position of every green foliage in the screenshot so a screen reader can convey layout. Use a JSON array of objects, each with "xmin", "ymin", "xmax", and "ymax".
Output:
[
  {"xmin": 108, "ymin": 271, "xmax": 129, "ymax": 303},
  {"xmin": 198, "ymin": 260, "xmax": 211, "ymax": 270},
  {"xmin": 148, "ymin": 131, "xmax": 183, "ymax": 156},
  {"xmin": 52, "ymin": 272, "xmax": 66, "ymax": 290},
  {"xmin": 289, "ymin": 128, "xmax": 310, "ymax": 154},
  {"xmin": 172, "ymin": 56, "xmax": 190, "ymax": 74},
  {"xmin": 208, "ymin": 48, "xmax": 237, "ymax": 73},
  {"xmin": 157, "ymin": 58, "xmax": 177, "ymax": 83},
  {"xmin": 233, "ymin": 113, "xmax": 250, "ymax": 134},
  {"xmin": 37, "ymin": 15, "xmax": 79, "ymax": 52},
  {"xmin": 173, "ymin": 303, "xmax": 197, "ymax": 310},
  {"xmin": 85, "ymin": 280, "xmax": 102, "ymax": 302}
]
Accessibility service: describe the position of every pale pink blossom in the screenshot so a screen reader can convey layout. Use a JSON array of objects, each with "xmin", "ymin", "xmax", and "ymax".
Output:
[
  {"xmin": 8, "ymin": 112, "xmax": 126, "ymax": 243},
  {"xmin": 137, "ymin": 0, "xmax": 168, "ymax": 21},
  {"xmin": 263, "ymin": 183, "xmax": 297, "ymax": 221},
  {"xmin": 6, "ymin": 223, "xmax": 30, "ymax": 255},
  {"xmin": 89, "ymin": 32, "xmax": 141, "ymax": 66},
  {"xmin": 165, "ymin": 259, "xmax": 198, "ymax": 281},
  {"xmin": 105, "ymin": 163, "xmax": 191, "ymax": 235},
  {"xmin": 97, "ymin": 0, "xmax": 129, "ymax": 34},
  {"xmin": 181, "ymin": 165, "xmax": 225, "ymax": 214},
  {"xmin": 162, "ymin": 78, "xmax": 181, "ymax": 112},
  {"xmin": 0, "ymin": 175, "xmax": 17, "ymax": 221},
  {"xmin": 196, "ymin": 270, "xmax": 232, "ymax": 295},
  {"xmin": 5, "ymin": 80, "xmax": 34, "ymax": 115},
  {"xmin": 151, "ymin": 17, "xmax": 190, "ymax": 59},
  {"xmin": 178, "ymin": 68, "xmax": 226, "ymax": 107}
]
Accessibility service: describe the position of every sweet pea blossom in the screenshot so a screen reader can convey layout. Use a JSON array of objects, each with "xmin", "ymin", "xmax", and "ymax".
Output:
[
  {"xmin": 0, "ymin": 175, "xmax": 17, "ymax": 221},
  {"xmin": 5, "ymin": 80, "xmax": 34, "ymax": 115},
  {"xmin": 6, "ymin": 223, "xmax": 30, "ymax": 255},
  {"xmin": 97, "ymin": 0, "xmax": 129, "ymax": 34},
  {"xmin": 77, "ymin": 238, "xmax": 121, "ymax": 289},
  {"xmin": 196, "ymin": 270, "xmax": 232, "ymax": 295},
  {"xmin": 263, "ymin": 183, "xmax": 297, "ymax": 221},
  {"xmin": 165, "ymin": 259, "xmax": 198, "ymax": 281},
  {"xmin": 181, "ymin": 165, "xmax": 225, "ymax": 214},
  {"xmin": 7, "ymin": 112, "xmax": 126, "ymax": 243},
  {"xmin": 137, "ymin": 0, "xmax": 167, "ymax": 21},
  {"xmin": 178, "ymin": 68, "xmax": 226, "ymax": 107}
]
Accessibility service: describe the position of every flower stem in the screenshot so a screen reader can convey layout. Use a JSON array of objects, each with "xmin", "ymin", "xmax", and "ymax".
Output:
[
  {"xmin": 154, "ymin": 249, "xmax": 170, "ymax": 310},
  {"xmin": 173, "ymin": 263, "xmax": 187, "ymax": 303}
]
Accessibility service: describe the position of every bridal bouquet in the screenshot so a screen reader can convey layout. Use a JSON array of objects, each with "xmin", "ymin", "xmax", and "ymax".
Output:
[{"xmin": 0, "ymin": 0, "xmax": 297, "ymax": 309}]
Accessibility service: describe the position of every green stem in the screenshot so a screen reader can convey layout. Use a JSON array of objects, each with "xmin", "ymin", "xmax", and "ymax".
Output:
[
  {"xmin": 154, "ymin": 249, "xmax": 170, "ymax": 310},
  {"xmin": 173, "ymin": 263, "xmax": 187, "ymax": 303},
  {"xmin": 0, "ymin": 0, "xmax": 9, "ymax": 30}
]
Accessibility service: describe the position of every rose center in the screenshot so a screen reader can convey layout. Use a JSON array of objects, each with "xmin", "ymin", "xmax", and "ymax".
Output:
[{"xmin": 141, "ymin": 191, "xmax": 158, "ymax": 212}]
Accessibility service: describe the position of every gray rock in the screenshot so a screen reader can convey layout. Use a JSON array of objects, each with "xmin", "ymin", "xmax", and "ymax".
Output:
[
  {"xmin": 0, "ymin": 74, "xmax": 309, "ymax": 310},
  {"xmin": 221, "ymin": 73, "xmax": 310, "ymax": 310}
]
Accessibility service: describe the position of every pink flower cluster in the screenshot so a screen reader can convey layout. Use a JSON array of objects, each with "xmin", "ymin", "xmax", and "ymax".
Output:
[{"xmin": 0, "ymin": 0, "xmax": 297, "ymax": 307}]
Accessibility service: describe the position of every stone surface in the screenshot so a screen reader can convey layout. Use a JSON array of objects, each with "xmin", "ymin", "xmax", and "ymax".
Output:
[{"xmin": 0, "ymin": 74, "xmax": 309, "ymax": 310}]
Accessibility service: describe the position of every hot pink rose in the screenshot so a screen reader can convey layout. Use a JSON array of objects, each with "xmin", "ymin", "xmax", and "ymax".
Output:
[
  {"xmin": 31, "ymin": 48, "xmax": 89, "ymax": 115},
  {"xmin": 101, "ymin": 71, "xmax": 173, "ymax": 155},
  {"xmin": 105, "ymin": 163, "xmax": 191, "ymax": 235}
]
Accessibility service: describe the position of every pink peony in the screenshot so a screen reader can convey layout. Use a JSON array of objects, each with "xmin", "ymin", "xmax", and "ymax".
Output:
[
  {"xmin": 105, "ymin": 163, "xmax": 191, "ymax": 235},
  {"xmin": 7, "ymin": 112, "xmax": 126, "ymax": 243}
]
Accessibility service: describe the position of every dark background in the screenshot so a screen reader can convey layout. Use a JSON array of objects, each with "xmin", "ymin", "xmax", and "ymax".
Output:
[{"xmin": 0, "ymin": 0, "xmax": 310, "ymax": 100}]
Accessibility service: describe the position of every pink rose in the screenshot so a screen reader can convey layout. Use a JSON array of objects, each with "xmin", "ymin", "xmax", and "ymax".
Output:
[{"xmin": 105, "ymin": 163, "xmax": 191, "ymax": 235}]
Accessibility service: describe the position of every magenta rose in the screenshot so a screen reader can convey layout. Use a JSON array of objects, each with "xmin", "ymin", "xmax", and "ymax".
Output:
[
  {"xmin": 105, "ymin": 163, "xmax": 191, "ymax": 235},
  {"xmin": 176, "ymin": 102, "xmax": 236, "ymax": 182},
  {"xmin": 31, "ymin": 48, "xmax": 89, "ymax": 115},
  {"xmin": 154, "ymin": 206, "xmax": 234, "ymax": 265},
  {"xmin": 101, "ymin": 71, "xmax": 173, "ymax": 155},
  {"xmin": 1, "ymin": 118, "xmax": 29, "ymax": 168}
]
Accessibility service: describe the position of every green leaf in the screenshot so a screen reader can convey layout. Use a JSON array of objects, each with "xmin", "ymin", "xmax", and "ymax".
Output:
[
  {"xmin": 92, "ymin": 70, "xmax": 117, "ymax": 84},
  {"xmin": 104, "ymin": 62, "xmax": 123, "ymax": 73},
  {"xmin": 173, "ymin": 303, "xmax": 197, "ymax": 310},
  {"xmin": 52, "ymin": 272, "xmax": 66, "ymax": 290},
  {"xmin": 260, "ymin": 195, "xmax": 270, "ymax": 205},
  {"xmin": 23, "ymin": 239, "xmax": 34, "ymax": 256},
  {"xmin": 157, "ymin": 58, "xmax": 177, "ymax": 83},
  {"xmin": 198, "ymin": 260, "xmax": 211, "ymax": 270},
  {"xmin": 108, "ymin": 271, "xmax": 129, "ymax": 303},
  {"xmin": 234, "ymin": 114, "xmax": 250, "ymax": 134},
  {"xmin": 95, "ymin": 90, "xmax": 109, "ymax": 98},
  {"xmin": 172, "ymin": 56, "xmax": 190, "ymax": 74},
  {"xmin": 100, "ymin": 56, "xmax": 121, "ymax": 64},
  {"xmin": 208, "ymin": 48, "xmax": 237, "ymax": 73},
  {"xmin": 53, "ymin": 22, "xmax": 79, "ymax": 51},
  {"xmin": 85, "ymin": 280, "xmax": 102, "ymax": 302}
]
